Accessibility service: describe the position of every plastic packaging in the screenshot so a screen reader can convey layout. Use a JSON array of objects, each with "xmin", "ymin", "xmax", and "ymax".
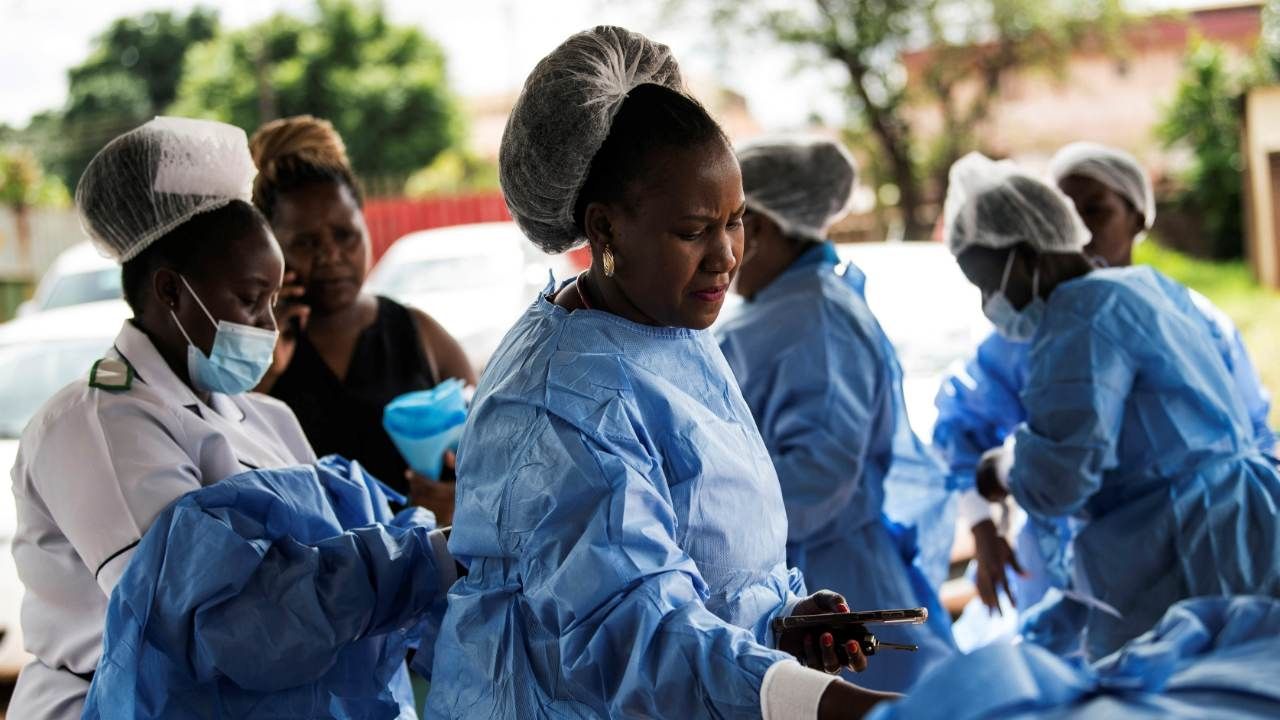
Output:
[{"xmin": 383, "ymin": 378, "xmax": 469, "ymax": 480}]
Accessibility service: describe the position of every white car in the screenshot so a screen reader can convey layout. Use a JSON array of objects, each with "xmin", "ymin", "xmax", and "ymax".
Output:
[
  {"xmin": 837, "ymin": 241, "xmax": 992, "ymax": 440},
  {"xmin": 16, "ymin": 242, "xmax": 121, "ymax": 318},
  {"xmin": 0, "ymin": 299, "xmax": 131, "ymax": 678},
  {"xmin": 716, "ymin": 242, "xmax": 990, "ymax": 440},
  {"xmin": 365, "ymin": 222, "xmax": 576, "ymax": 371}
]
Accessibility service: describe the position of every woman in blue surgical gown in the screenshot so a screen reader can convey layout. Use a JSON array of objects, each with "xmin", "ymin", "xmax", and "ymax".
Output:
[
  {"xmin": 940, "ymin": 153, "xmax": 1280, "ymax": 660},
  {"xmin": 427, "ymin": 27, "xmax": 900, "ymax": 720},
  {"xmin": 716, "ymin": 137, "xmax": 955, "ymax": 693},
  {"xmin": 935, "ymin": 143, "xmax": 1274, "ymax": 635}
]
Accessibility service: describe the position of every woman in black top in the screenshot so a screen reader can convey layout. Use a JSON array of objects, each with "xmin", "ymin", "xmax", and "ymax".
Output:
[{"xmin": 250, "ymin": 115, "xmax": 475, "ymax": 521}]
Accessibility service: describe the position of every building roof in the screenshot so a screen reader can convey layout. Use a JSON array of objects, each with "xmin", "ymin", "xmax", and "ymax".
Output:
[{"xmin": 902, "ymin": 1, "xmax": 1261, "ymax": 82}]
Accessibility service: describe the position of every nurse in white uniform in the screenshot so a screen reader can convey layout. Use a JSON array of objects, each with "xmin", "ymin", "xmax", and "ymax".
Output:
[{"xmin": 7, "ymin": 117, "xmax": 388, "ymax": 718}]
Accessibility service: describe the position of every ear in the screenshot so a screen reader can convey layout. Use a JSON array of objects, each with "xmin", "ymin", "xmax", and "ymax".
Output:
[
  {"xmin": 152, "ymin": 267, "xmax": 182, "ymax": 313},
  {"xmin": 582, "ymin": 202, "xmax": 618, "ymax": 252},
  {"xmin": 1129, "ymin": 207, "xmax": 1146, "ymax": 237}
]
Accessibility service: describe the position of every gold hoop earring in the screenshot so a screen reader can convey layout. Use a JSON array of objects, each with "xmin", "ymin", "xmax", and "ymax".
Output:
[{"xmin": 601, "ymin": 245, "xmax": 616, "ymax": 278}]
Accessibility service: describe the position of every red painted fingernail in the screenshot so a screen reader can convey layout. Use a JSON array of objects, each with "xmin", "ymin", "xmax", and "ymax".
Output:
[
  {"xmin": 849, "ymin": 641, "xmax": 860, "ymax": 654},
  {"xmin": 821, "ymin": 633, "xmax": 834, "ymax": 647},
  {"xmin": 836, "ymin": 603, "xmax": 850, "ymax": 613}
]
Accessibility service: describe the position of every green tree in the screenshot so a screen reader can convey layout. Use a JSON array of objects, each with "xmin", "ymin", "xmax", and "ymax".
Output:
[
  {"xmin": 0, "ymin": 147, "xmax": 71, "ymax": 268},
  {"xmin": 1263, "ymin": 0, "xmax": 1280, "ymax": 78},
  {"xmin": 25, "ymin": 9, "xmax": 220, "ymax": 189},
  {"xmin": 668, "ymin": 0, "xmax": 1126, "ymax": 239},
  {"xmin": 171, "ymin": 0, "xmax": 461, "ymax": 181},
  {"xmin": 1157, "ymin": 39, "xmax": 1259, "ymax": 260},
  {"xmin": 404, "ymin": 149, "xmax": 500, "ymax": 197}
]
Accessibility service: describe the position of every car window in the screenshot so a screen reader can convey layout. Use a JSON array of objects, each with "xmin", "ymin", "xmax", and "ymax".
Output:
[
  {"xmin": 42, "ymin": 269, "xmax": 122, "ymax": 310},
  {"xmin": 0, "ymin": 339, "xmax": 110, "ymax": 437}
]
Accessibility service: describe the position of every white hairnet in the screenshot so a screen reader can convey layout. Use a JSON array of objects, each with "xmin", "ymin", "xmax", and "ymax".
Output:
[
  {"xmin": 76, "ymin": 116, "xmax": 256, "ymax": 262},
  {"xmin": 1048, "ymin": 142, "xmax": 1155, "ymax": 230},
  {"xmin": 498, "ymin": 26, "xmax": 684, "ymax": 253},
  {"xmin": 944, "ymin": 152, "xmax": 1089, "ymax": 257},
  {"xmin": 737, "ymin": 136, "xmax": 857, "ymax": 242}
]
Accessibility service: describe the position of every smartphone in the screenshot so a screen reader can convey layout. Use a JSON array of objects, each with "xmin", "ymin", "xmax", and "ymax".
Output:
[
  {"xmin": 771, "ymin": 607, "xmax": 927, "ymax": 634},
  {"xmin": 281, "ymin": 263, "xmax": 307, "ymax": 337}
]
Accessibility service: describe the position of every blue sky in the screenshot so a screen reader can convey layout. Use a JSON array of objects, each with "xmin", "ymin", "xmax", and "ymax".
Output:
[{"xmin": 0, "ymin": 0, "xmax": 1237, "ymax": 129}]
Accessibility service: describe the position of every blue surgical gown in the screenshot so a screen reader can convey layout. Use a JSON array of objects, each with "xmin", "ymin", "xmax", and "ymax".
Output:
[
  {"xmin": 83, "ymin": 457, "xmax": 447, "ymax": 720},
  {"xmin": 933, "ymin": 275, "xmax": 1275, "ymax": 620},
  {"xmin": 1009, "ymin": 267, "xmax": 1280, "ymax": 658},
  {"xmin": 866, "ymin": 595, "xmax": 1280, "ymax": 719},
  {"xmin": 426, "ymin": 283, "xmax": 805, "ymax": 718},
  {"xmin": 935, "ymin": 290, "xmax": 1274, "ymax": 485},
  {"xmin": 717, "ymin": 243, "xmax": 955, "ymax": 693}
]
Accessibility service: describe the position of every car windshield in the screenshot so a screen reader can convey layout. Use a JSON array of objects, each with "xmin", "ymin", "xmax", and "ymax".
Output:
[
  {"xmin": 373, "ymin": 255, "xmax": 507, "ymax": 295},
  {"xmin": 42, "ymin": 269, "xmax": 122, "ymax": 310},
  {"xmin": 0, "ymin": 339, "xmax": 111, "ymax": 437}
]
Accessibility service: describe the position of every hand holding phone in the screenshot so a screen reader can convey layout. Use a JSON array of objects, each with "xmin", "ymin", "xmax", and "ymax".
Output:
[
  {"xmin": 771, "ymin": 607, "xmax": 928, "ymax": 633},
  {"xmin": 773, "ymin": 607, "xmax": 925, "ymax": 670},
  {"xmin": 258, "ymin": 271, "xmax": 310, "ymax": 392}
]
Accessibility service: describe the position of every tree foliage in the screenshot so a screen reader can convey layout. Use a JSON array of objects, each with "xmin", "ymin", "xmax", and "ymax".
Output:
[
  {"xmin": 668, "ymin": 0, "xmax": 1126, "ymax": 239},
  {"xmin": 1157, "ymin": 39, "xmax": 1262, "ymax": 260},
  {"xmin": 404, "ymin": 149, "xmax": 500, "ymax": 197},
  {"xmin": 171, "ymin": 0, "xmax": 461, "ymax": 180},
  {"xmin": 0, "ymin": 146, "xmax": 70, "ymax": 266},
  {"xmin": 0, "ymin": 147, "xmax": 69, "ymax": 210},
  {"xmin": 26, "ymin": 9, "xmax": 220, "ymax": 189}
]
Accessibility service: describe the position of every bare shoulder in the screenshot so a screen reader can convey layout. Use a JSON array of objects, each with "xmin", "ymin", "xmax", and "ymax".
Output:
[{"xmin": 404, "ymin": 304, "xmax": 478, "ymax": 384}]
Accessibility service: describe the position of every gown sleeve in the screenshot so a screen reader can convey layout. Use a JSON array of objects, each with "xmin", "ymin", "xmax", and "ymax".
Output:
[
  {"xmin": 1010, "ymin": 310, "xmax": 1135, "ymax": 518},
  {"xmin": 95, "ymin": 467, "xmax": 451, "ymax": 693},
  {"xmin": 931, "ymin": 332, "xmax": 1030, "ymax": 483}
]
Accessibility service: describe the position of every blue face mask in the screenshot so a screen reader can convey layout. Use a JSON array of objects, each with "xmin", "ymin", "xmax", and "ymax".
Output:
[
  {"xmin": 170, "ymin": 276, "xmax": 279, "ymax": 395},
  {"xmin": 983, "ymin": 251, "xmax": 1045, "ymax": 342}
]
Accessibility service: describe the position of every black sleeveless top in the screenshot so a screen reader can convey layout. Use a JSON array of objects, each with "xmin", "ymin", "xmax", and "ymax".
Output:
[{"xmin": 270, "ymin": 296, "xmax": 437, "ymax": 492}]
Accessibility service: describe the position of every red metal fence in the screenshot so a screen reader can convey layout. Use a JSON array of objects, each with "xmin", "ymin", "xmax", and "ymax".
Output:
[
  {"xmin": 364, "ymin": 191, "xmax": 512, "ymax": 261},
  {"xmin": 363, "ymin": 190, "xmax": 592, "ymax": 270}
]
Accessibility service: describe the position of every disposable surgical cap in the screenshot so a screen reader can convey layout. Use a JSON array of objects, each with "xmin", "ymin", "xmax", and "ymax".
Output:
[
  {"xmin": 737, "ymin": 136, "xmax": 857, "ymax": 242},
  {"xmin": 498, "ymin": 26, "xmax": 684, "ymax": 253},
  {"xmin": 944, "ymin": 152, "xmax": 1089, "ymax": 257},
  {"xmin": 76, "ymin": 116, "xmax": 255, "ymax": 262},
  {"xmin": 1049, "ymin": 142, "xmax": 1155, "ymax": 230}
]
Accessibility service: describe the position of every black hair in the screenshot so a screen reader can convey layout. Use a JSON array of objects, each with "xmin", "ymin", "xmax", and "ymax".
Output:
[
  {"xmin": 572, "ymin": 83, "xmax": 729, "ymax": 234},
  {"xmin": 121, "ymin": 199, "xmax": 269, "ymax": 314}
]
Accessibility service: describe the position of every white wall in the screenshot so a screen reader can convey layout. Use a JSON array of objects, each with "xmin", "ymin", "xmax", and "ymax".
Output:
[{"xmin": 1243, "ymin": 86, "xmax": 1280, "ymax": 288}]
